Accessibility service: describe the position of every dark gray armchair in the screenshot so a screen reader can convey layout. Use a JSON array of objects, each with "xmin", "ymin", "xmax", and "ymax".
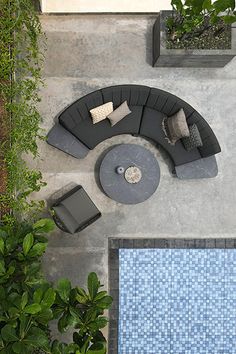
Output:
[{"xmin": 51, "ymin": 185, "xmax": 101, "ymax": 234}]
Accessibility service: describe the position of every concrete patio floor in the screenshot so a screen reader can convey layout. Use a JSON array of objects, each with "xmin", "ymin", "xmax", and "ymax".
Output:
[{"xmin": 28, "ymin": 14, "xmax": 236, "ymax": 341}]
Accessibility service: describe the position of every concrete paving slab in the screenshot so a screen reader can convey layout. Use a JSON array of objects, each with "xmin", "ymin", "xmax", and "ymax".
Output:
[{"xmin": 26, "ymin": 13, "xmax": 236, "ymax": 342}]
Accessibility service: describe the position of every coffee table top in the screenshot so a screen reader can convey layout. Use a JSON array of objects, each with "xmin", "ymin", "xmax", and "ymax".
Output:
[{"xmin": 99, "ymin": 144, "xmax": 160, "ymax": 204}]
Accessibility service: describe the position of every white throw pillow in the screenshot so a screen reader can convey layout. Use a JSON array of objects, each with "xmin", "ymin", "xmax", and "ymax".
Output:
[{"xmin": 90, "ymin": 102, "xmax": 113, "ymax": 124}]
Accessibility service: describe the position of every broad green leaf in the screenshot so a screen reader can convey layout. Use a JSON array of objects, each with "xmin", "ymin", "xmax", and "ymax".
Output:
[
  {"xmin": 66, "ymin": 343, "xmax": 81, "ymax": 353},
  {"xmin": 73, "ymin": 331, "xmax": 84, "ymax": 347},
  {"xmin": 23, "ymin": 233, "xmax": 34, "ymax": 256},
  {"xmin": 19, "ymin": 314, "xmax": 30, "ymax": 338},
  {"xmin": 8, "ymin": 293, "xmax": 21, "ymax": 310},
  {"xmin": 76, "ymin": 287, "xmax": 88, "ymax": 304},
  {"xmin": 202, "ymin": 0, "xmax": 212, "ymax": 10},
  {"xmin": 52, "ymin": 307, "xmax": 64, "ymax": 320},
  {"xmin": 51, "ymin": 339, "xmax": 60, "ymax": 354},
  {"xmin": 222, "ymin": 14, "xmax": 236, "ymax": 23},
  {"xmin": 51, "ymin": 340, "xmax": 67, "ymax": 354},
  {"xmin": 88, "ymin": 317, "xmax": 108, "ymax": 331},
  {"xmin": 87, "ymin": 342, "xmax": 106, "ymax": 354},
  {"xmin": 93, "ymin": 330, "xmax": 106, "ymax": 343},
  {"xmin": 0, "ymin": 260, "xmax": 6, "ymax": 275},
  {"xmin": 58, "ymin": 313, "xmax": 69, "ymax": 333},
  {"xmin": 24, "ymin": 303, "xmax": 41, "ymax": 314},
  {"xmin": 7, "ymin": 266, "xmax": 15, "ymax": 276},
  {"xmin": 5, "ymin": 237, "xmax": 18, "ymax": 252},
  {"xmin": 36, "ymin": 309, "xmax": 53, "ymax": 325},
  {"xmin": 1, "ymin": 324, "xmax": 18, "ymax": 342},
  {"xmin": 69, "ymin": 307, "xmax": 82, "ymax": 324},
  {"xmin": 66, "ymin": 313, "xmax": 79, "ymax": 328},
  {"xmin": 96, "ymin": 316, "xmax": 108, "ymax": 329},
  {"xmin": 21, "ymin": 292, "xmax": 28, "ymax": 309},
  {"xmin": 41, "ymin": 288, "xmax": 56, "ymax": 309},
  {"xmin": 0, "ymin": 286, "xmax": 6, "ymax": 300},
  {"xmin": 28, "ymin": 242, "xmax": 47, "ymax": 257},
  {"xmin": 77, "ymin": 287, "xmax": 87, "ymax": 297},
  {"xmin": 33, "ymin": 288, "xmax": 43, "ymax": 303},
  {"xmin": 33, "ymin": 219, "xmax": 55, "ymax": 232},
  {"xmin": 17, "ymin": 253, "xmax": 25, "ymax": 261},
  {"xmin": 0, "ymin": 229, "xmax": 7, "ymax": 238},
  {"xmin": 8, "ymin": 307, "xmax": 20, "ymax": 318},
  {"xmin": 76, "ymin": 293, "xmax": 88, "ymax": 304},
  {"xmin": 25, "ymin": 262, "xmax": 41, "ymax": 277},
  {"xmin": 0, "ymin": 238, "xmax": 4, "ymax": 254},
  {"xmin": 12, "ymin": 341, "xmax": 27, "ymax": 353},
  {"xmin": 87, "ymin": 272, "xmax": 99, "ymax": 300},
  {"xmin": 95, "ymin": 296, "xmax": 113, "ymax": 309},
  {"xmin": 57, "ymin": 278, "xmax": 71, "ymax": 302},
  {"xmin": 94, "ymin": 291, "xmax": 108, "ymax": 302},
  {"xmin": 25, "ymin": 327, "xmax": 50, "ymax": 351}
]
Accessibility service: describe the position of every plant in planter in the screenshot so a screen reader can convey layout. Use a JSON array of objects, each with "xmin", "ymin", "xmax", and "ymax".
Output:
[
  {"xmin": 166, "ymin": 0, "xmax": 236, "ymax": 48},
  {"xmin": 0, "ymin": 219, "xmax": 112, "ymax": 354},
  {"xmin": 152, "ymin": 0, "xmax": 236, "ymax": 67}
]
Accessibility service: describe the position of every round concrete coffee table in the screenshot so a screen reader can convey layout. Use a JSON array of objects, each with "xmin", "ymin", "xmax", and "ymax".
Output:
[{"xmin": 99, "ymin": 144, "xmax": 160, "ymax": 204}]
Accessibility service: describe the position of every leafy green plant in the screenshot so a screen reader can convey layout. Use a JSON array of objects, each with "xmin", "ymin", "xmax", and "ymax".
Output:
[
  {"xmin": 0, "ymin": 219, "xmax": 112, "ymax": 354},
  {"xmin": 51, "ymin": 272, "xmax": 112, "ymax": 354},
  {"xmin": 0, "ymin": 0, "xmax": 46, "ymax": 223},
  {"xmin": 0, "ymin": 218, "xmax": 55, "ymax": 353},
  {"xmin": 166, "ymin": 0, "xmax": 236, "ymax": 41}
]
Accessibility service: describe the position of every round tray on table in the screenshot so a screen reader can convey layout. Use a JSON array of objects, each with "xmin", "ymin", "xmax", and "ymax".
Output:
[{"xmin": 99, "ymin": 144, "xmax": 160, "ymax": 204}]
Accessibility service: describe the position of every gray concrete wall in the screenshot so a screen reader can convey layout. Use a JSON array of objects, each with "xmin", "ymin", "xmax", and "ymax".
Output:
[{"xmin": 27, "ymin": 14, "xmax": 236, "ymax": 342}]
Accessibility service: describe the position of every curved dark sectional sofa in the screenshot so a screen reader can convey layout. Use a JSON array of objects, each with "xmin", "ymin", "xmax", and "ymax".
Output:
[{"xmin": 48, "ymin": 85, "xmax": 221, "ymax": 177}]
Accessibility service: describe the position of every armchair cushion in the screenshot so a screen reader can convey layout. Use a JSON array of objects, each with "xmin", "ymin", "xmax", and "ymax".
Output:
[
  {"xmin": 52, "ymin": 186, "xmax": 101, "ymax": 234},
  {"xmin": 53, "ymin": 205, "xmax": 78, "ymax": 234}
]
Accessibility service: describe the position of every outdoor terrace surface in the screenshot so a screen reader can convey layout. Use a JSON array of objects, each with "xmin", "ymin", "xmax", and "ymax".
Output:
[{"xmin": 27, "ymin": 14, "xmax": 236, "ymax": 342}]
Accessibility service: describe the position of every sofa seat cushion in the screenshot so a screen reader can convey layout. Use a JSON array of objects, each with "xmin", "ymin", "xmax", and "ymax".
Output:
[
  {"xmin": 68, "ymin": 105, "xmax": 143, "ymax": 149},
  {"xmin": 187, "ymin": 111, "xmax": 221, "ymax": 157},
  {"xmin": 139, "ymin": 107, "xmax": 201, "ymax": 166}
]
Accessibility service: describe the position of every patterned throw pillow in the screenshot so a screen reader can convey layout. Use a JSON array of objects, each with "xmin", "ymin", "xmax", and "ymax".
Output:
[
  {"xmin": 90, "ymin": 102, "xmax": 113, "ymax": 124},
  {"xmin": 165, "ymin": 108, "xmax": 190, "ymax": 145},
  {"xmin": 107, "ymin": 101, "xmax": 132, "ymax": 126},
  {"xmin": 182, "ymin": 124, "xmax": 203, "ymax": 151}
]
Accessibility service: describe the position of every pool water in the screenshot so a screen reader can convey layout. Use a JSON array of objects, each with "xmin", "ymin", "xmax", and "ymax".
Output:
[{"xmin": 119, "ymin": 249, "xmax": 236, "ymax": 354}]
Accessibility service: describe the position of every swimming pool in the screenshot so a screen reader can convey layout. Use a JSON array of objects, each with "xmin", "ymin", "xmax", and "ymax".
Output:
[{"xmin": 119, "ymin": 248, "xmax": 236, "ymax": 354}]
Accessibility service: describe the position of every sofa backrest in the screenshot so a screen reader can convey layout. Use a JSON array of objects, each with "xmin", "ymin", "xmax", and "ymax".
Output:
[
  {"xmin": 101, "ymin": 85, "xmax": 150, "ymax": 107},
  {"xmin": 58, "ymin": 85, "xmax": 221, "ymax": 163}
]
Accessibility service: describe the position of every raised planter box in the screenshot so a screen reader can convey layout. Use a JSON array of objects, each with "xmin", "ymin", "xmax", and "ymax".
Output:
[{"xmin": 153, "ymin": 10, "xmax": 236, "ymax": 67}]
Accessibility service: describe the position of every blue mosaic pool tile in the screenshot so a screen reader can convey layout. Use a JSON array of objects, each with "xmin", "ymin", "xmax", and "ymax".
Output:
[{"xmin": 118, "ymin": 248, "xmax": 236, "ymax": 354}]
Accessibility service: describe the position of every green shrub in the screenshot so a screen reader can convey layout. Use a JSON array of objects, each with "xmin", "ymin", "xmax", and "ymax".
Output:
[
  {"xmin": 0, "ymin": 219, "xmax": 112, "ymax": 354},
  {"xmin": 166, "ymin": 0, "xmax": 236, "ymax": 41},
  {"xmin": 0, "ymin": 0, "xmax": 46, "ymax": 223}
]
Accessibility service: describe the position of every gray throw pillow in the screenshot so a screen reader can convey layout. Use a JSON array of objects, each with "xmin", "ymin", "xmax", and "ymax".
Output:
[
  {"xmin": 182, "ymin": 124, "xmax": 203, "ymax": 151},
  {"xmin": 166, "ymin": 108, "xmax": 190, "ymax": 145},
  {"xmin": 107, "ymin": 101, "xmax": 131, "ymax": 127}
]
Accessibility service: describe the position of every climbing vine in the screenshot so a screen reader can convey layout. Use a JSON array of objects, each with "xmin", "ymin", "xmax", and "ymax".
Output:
[{"xmin": 0, "ymin": 0, "xmax": 46, "ymax": 223}]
